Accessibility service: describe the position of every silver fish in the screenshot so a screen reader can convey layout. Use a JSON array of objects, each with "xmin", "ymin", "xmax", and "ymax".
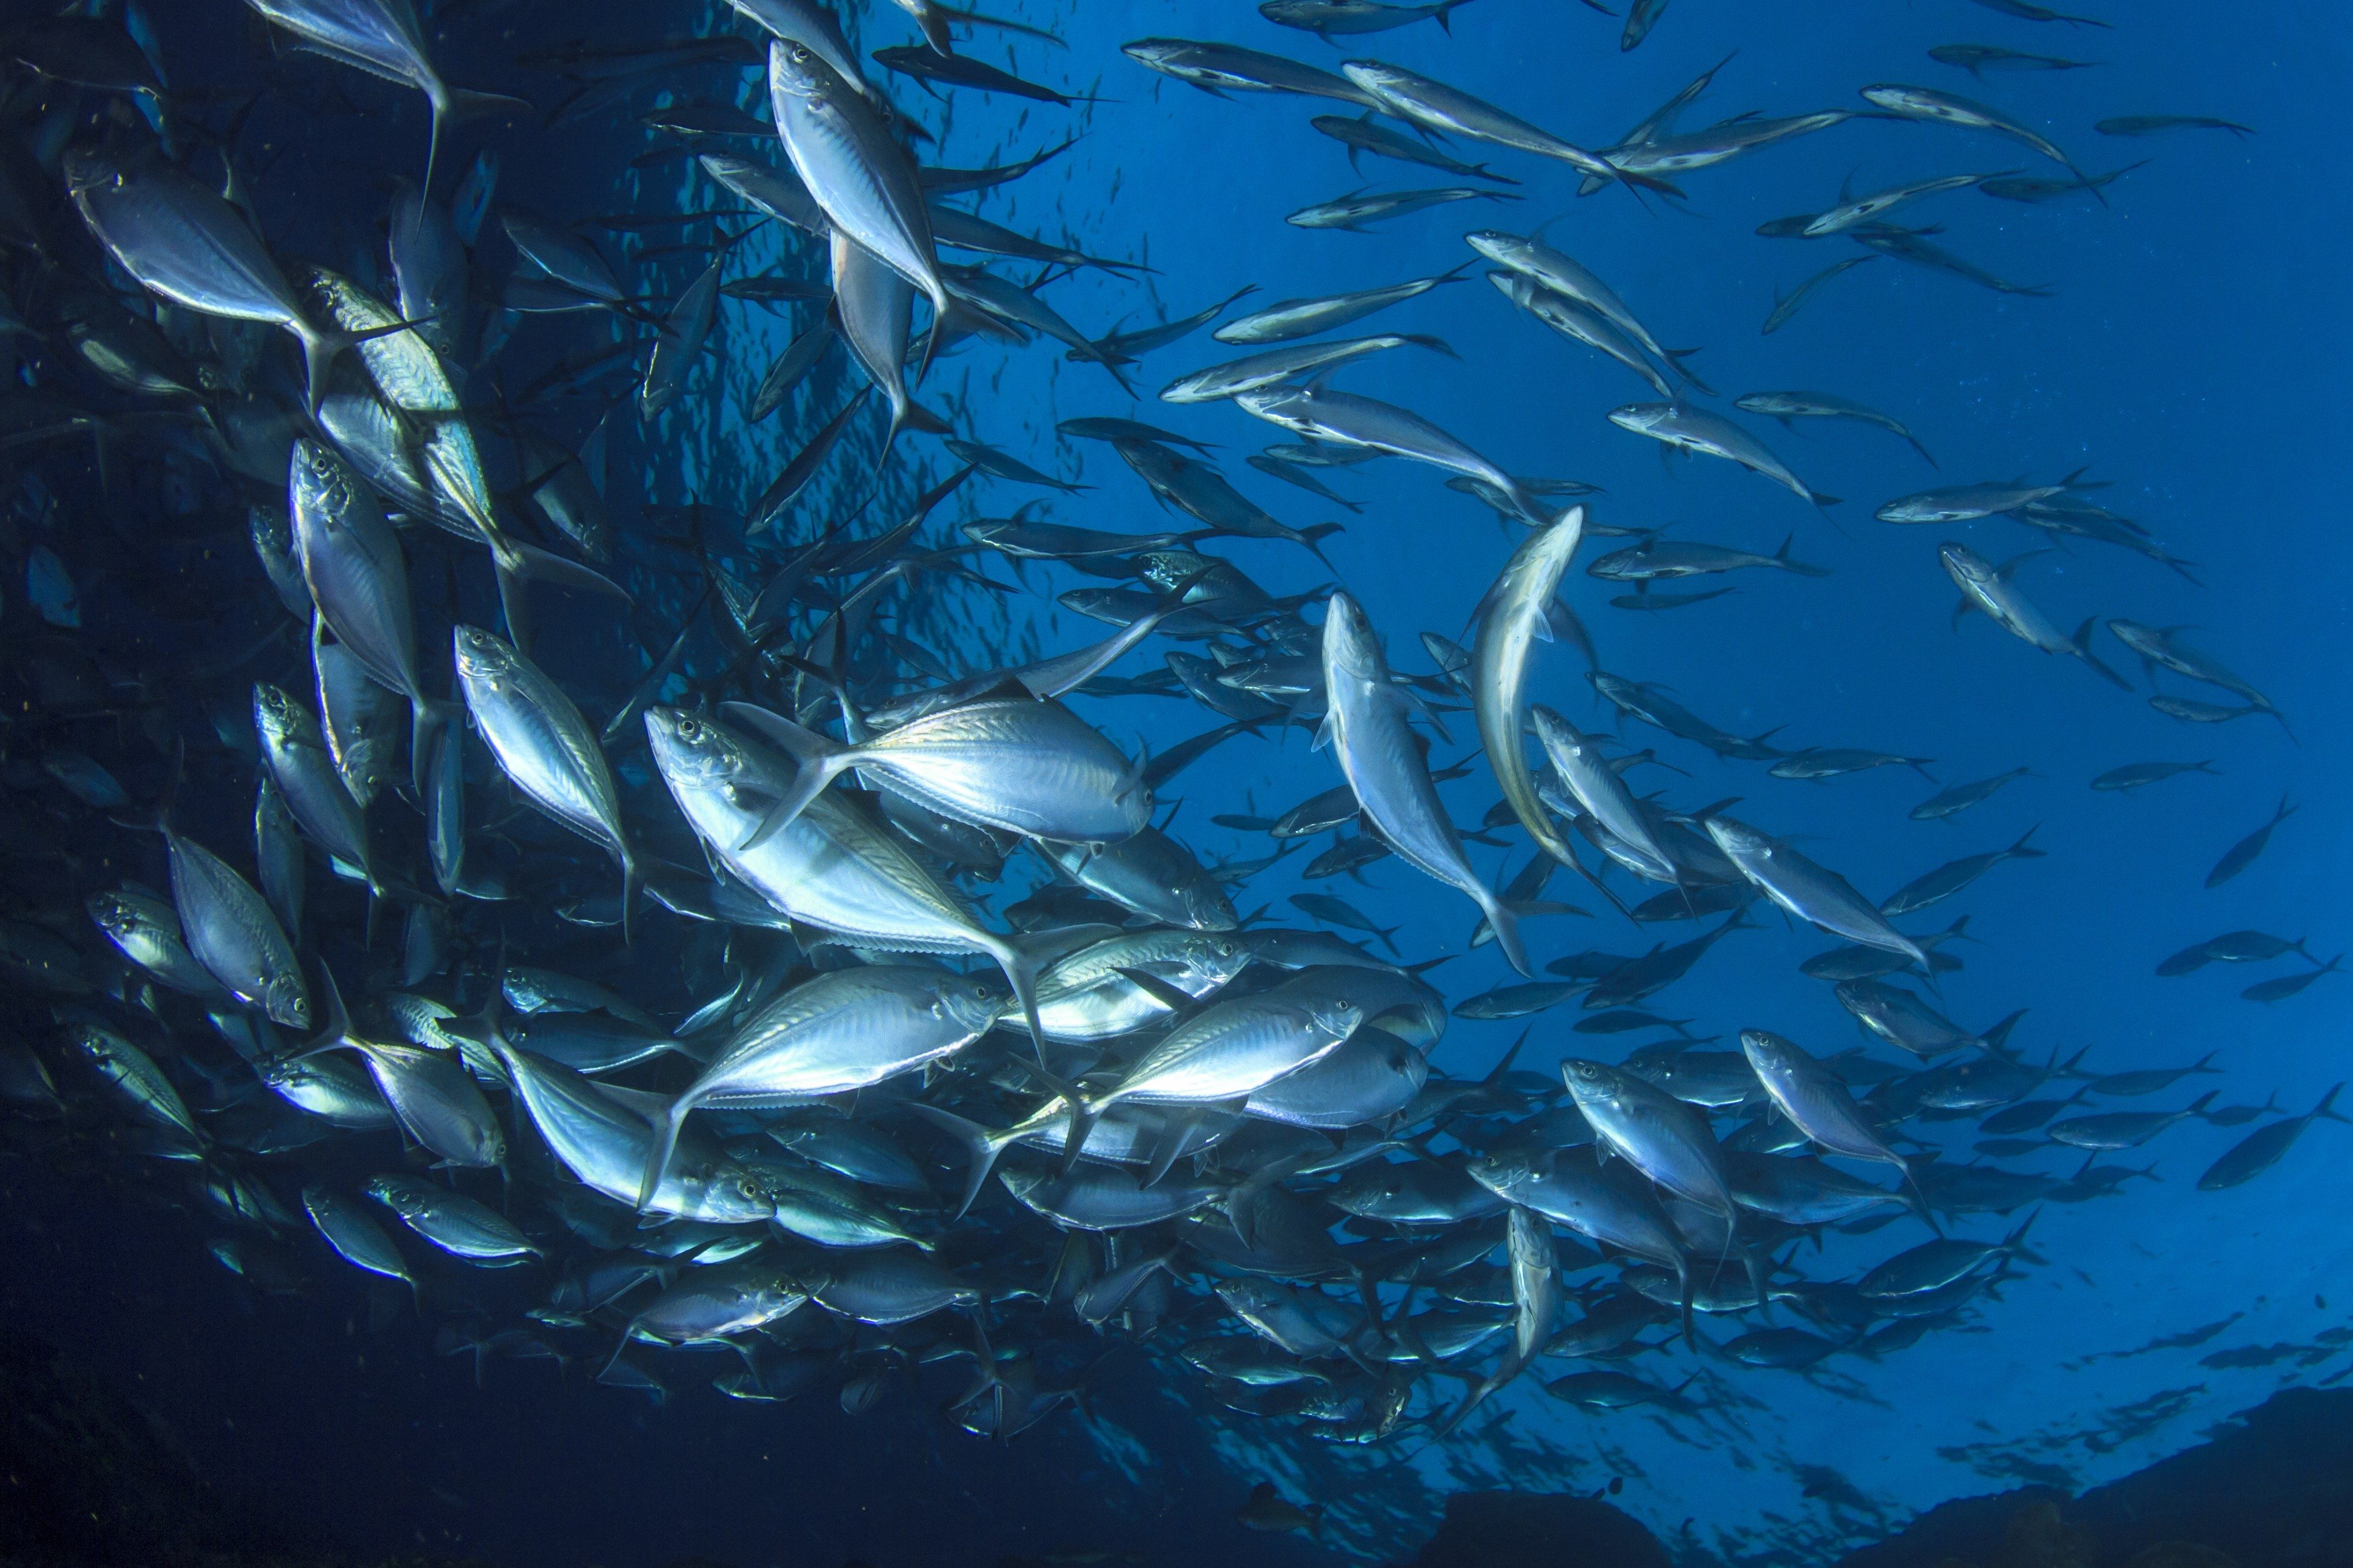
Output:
[
  {"xmin": 1473, "ymin": 511, "xmax": 1589, "ymax": 873},
  {"xmin": 167, "ymin": 830, "xmax": 309, "ymax": 1027},
  {"xmin": 366, "ymin": 1174, "xmax": 541, "ymax": 1263},
  {"xmin": 767, "ymin": 41, "xmax": 950, "ymax": 373},
  {"xmin": 65, "ymin": 145, "xmax": 348, "ymax": 411},
  {"xmin": 1706, "ymin": 815, "xmax": 1927, "ymax": 968},
  {"xmin": 1940, "ymin": 544, "xmax": 2128, "ymax": 687},
  {"xmin": 302, "ymin": 1183, "xmax": 415, "ymax": 1294},
  {"xmin": 241, "ymin": 0, "xmax": 524, "ymax": 186},
  {"xmin": 1607, "ymin": 403, "xmax": 1838, "ymax": 509},
  {"xmin": 1213, "ymin": 264, "xmax": 1467, "ymax": 345},
  {"xmin": 639, "ymin": 966, "xmax": 1005, "ymax": 1208},
  {"xmin": 1341, "ymin": 60, "xmax": 1631, "ymax": 186},
  {"xmin": 454, "ymin": 625, "xmax": 639, "ymax": 928},
  {"xmin": 1321, "ymin": 592, "xmax": 1530, "ymax": 975},
  {"xmin": 1240, "ymin": 380, "xmax": 1545, "ymax": 522},
  {"xmin": 1161, "ymin": 332, "xmax": 1452, "ymax": 403},
  {"xmin": 1735, "ymin": 390, "xmax": 1935, "ymax": 466},
  {"xmin": 722, "ymin": 696, "xmax": 1149, "ymax": 848},
  {"xmin": 643, "ymin": 708, "xmax": 1062, "ymax": 1054},
  {"xmin": 87, "ymin": 889, "xmax": 223, "ymax": 997}
]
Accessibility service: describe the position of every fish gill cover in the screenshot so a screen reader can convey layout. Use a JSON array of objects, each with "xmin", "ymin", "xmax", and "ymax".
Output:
[{"xmin": 0, "ymin": 0, "xmax": 2344, "ymax": 1564}]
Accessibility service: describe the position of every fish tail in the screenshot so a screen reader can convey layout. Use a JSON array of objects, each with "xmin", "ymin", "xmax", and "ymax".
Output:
[
  {"xmin": 427, "ymin": 85, "xmax": 531, "ymax": 197},
  {"xmin": 990, "ymin": 929, "xmax": 1089, "ymax": 1069},
  {"xmin": 1898, "ymin": 1158, "xmax": 1942, "ymax": 1236},
  {"xmin": 1481, "ymin": 890, "xmax": 1533, "ymax": 978},
  {"xmin": 2070, "ymin": 617, "xmax": 2130, "ymax": 688},
  {"xmin": 635, "ymin": 1092, "xmax": 690, "ymax": 1214},
  {"xmin": 902, "ymin": 1102, "xmax": 1016, "ymax": 1221},
  {"xmin": 719, "ymin": 707, "xmax": 850, "ymax": 851}
]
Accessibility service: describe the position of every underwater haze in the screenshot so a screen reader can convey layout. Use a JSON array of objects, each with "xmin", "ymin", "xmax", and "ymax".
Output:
[{"xmin": 0, "ymin": 0, "xmax": 2347, "ymax": 1565}]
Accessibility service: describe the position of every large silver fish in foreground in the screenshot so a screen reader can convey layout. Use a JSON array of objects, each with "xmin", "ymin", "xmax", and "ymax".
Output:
[
  {"xmin": 65, "ymin": 146, "xmax": 351, "ymax": 411},
  {"xmin": 644, "ymin": 708, "xmax": 1069, "ymax": 1056},
  {"xmin": 1320, "ymin": 592, "xmax": 1531, "ymax": 976},
  {"xmin": 767, "ymin": 41, "xmax": 952, "ymax": 378}
]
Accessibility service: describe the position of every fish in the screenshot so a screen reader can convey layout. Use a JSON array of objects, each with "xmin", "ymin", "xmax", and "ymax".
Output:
[
  {"xmin": 1706, "ymin": 816, "xmax": 1927, "ymax": 968},
  {"xmin": 1940, "ymin": 544, "xmax": 2130, "ymax": 688},
  {"xmin": 1763, "ymin": 256, "xmax": 1877, "ymax": 334},
  {"xmin": 1473, "ymin": 511, "xmax": 1590, "ymax": 877},
  {"xmin": 1214, "ymin": 264, "xmax": 1468, "ymax": 345},
  {"xmin": 241, "ymin": 0, "xmax": 527, "ymax": 187},
  {"xmin": 2105, "ymin": 621, "xmax": 2286, "ymax": 734},
  {"xmin": 1340, "ymin": 60, "xmax": 1640, "ymax": 188},
  {"xmin": 1879, "ymin": 827, "xmax": 2045, "ymax": 917},
  {"xmin": 1966, "ymin": 0, "xmax": 2110, "ymax": 23},
  {"xmin": 2241, "ymin": 959, "xmax": 2339, "ymax": 1005},
  {"xmin": 1591, "ymin": 533, "xmax": 1830, "ymax": 585},
  {"xmin": 65, "ymin": 145, "xmax": 363, "ymax": 413},
  {"xmin": 1804, "ymin": 171, "xmax": 2012, "ymax": 236},
  {"xmin": 1607, "ymin": 111, "xmax": 1863, "ymax": 184},
  {"xmin": 1739, "ymin": 1031, "xmax": 1925, "ymax": 1206},
  {"xmin": 1735, "ymin": 391, "xmax": 1935, "ymax": 466},
  {"xmin": 767, "ymin": 41, "xmax": 952, "ymax": 378},
  {"xmin": 2203, "ymin": 795, "xmax": 2294, "ymax": 888},
  {"xmin": 638, "ymin": 967, "xmax": 1006, "ymax": 1209},
  {"xmin": 1911, "ymin": 767, "xmax": 2034, "ymax": 821},
  {"xmin": 1322, "ymin": 593, "xmax": 1529, "ymax": 976},
  {"xmin": 2091, "ymin": 760, "xmax": 2219, "ymax": 792},
  {"xmin": 1309, "ymin": 114, "xmax": 1520, "ymax": 183},
  {"xmin": 168, "ymin": 830, "xmax": 310, "ymax": 1029},
  {"xmin": 1287, "ymin": 186, "xmax": 1520, "ymax": 229},
  {"xmin": 2198, "ymin": 1086, "xmax": 2345, "ymax": 1189},
  {"xmin": 1929, "ymin": 44, "xmax": 2100, "ymax": 76},
  {"xmin": 1162, "ymin": 333, "xmax": 1454, "ymax": 403},
  {"xmin": 454, "ymin": 626, "xmax": 639, "ymax": 935},
  {"xmin": 1859, "ymin": 84, "xmax": 2095, "ymax": 188},
  {"xmin": 642, "ymin": 708, "xmax": 1063, "ymax": 1057},
  {"xmin": 2096, "ymin": 115, "xmax": 2254, "ymax": 138},
  {"xmin": 1240, "ymin": 379, "xmax": 1550, "ymax": 522},
  {"xmin": 1979, "ymin": 162, "xmax": 2145, "ymax": 202},
  {"xmin": 1121, "ymin": 38, "xmax": 1384, "ymax": 107},
  {"xmin": 1607, "ymin": 403, "xmax": 1839, "ymax": 509}
]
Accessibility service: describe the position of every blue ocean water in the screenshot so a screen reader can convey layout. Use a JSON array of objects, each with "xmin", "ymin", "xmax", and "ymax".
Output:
[{"xmin": 2, "ymin": 0, "xmax": 2347, "ymax": 1565}]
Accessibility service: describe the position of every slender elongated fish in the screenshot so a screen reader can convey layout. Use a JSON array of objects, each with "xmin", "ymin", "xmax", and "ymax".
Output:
[
  {"xmin": 1341, "ymin": 60, "xmax": 1640, "ymax": 188},
  {"xmin": 1473, "ymin": 511, "xmax": 1588, "ymax": 871},
  {"xmin": 1215, "ymin": 264, "xmax": 1467, "ymax": 345},
  {"xmin": 1288, "ymin": 187, "xmax": 1519, "ymax": 229},
  {"xmin": 1764, "ymin": 255, "xmax": 1876, "ymax": 334},
  {"xmin": 1121, "ymin": 38, "xmax": 1383, "ymax": 107},
  {"xmin": 1940, "ymin": 544, "xmax": 2128, "ymax": 687},
  {"xmin": 1608, "ymin": 403, "xmax": 1839, "ymax": 509},
  {"xmin": 1736, "ymin": 391, "xmax": 1935, "ymax": 466},
  {"xmin": 1163, "ymin": 333, "xmax": 1452, "ymax": 403},
  {"xmin": 1323, "ymin": 593, "xmax": 1530, "ymax": 976},
  {"xmin": 1239, "ymin": 380, "xmax": 1548, "ymax": 522},
  {"xmin": 1860, "ymin": 85, "xmax": 2095, "ymax": 191}
]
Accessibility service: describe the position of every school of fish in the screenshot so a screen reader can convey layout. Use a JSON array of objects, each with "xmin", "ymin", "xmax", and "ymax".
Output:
[{"xmin": 0, "ymin": 0, "xmax": 2332, "ymax": 1553}]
